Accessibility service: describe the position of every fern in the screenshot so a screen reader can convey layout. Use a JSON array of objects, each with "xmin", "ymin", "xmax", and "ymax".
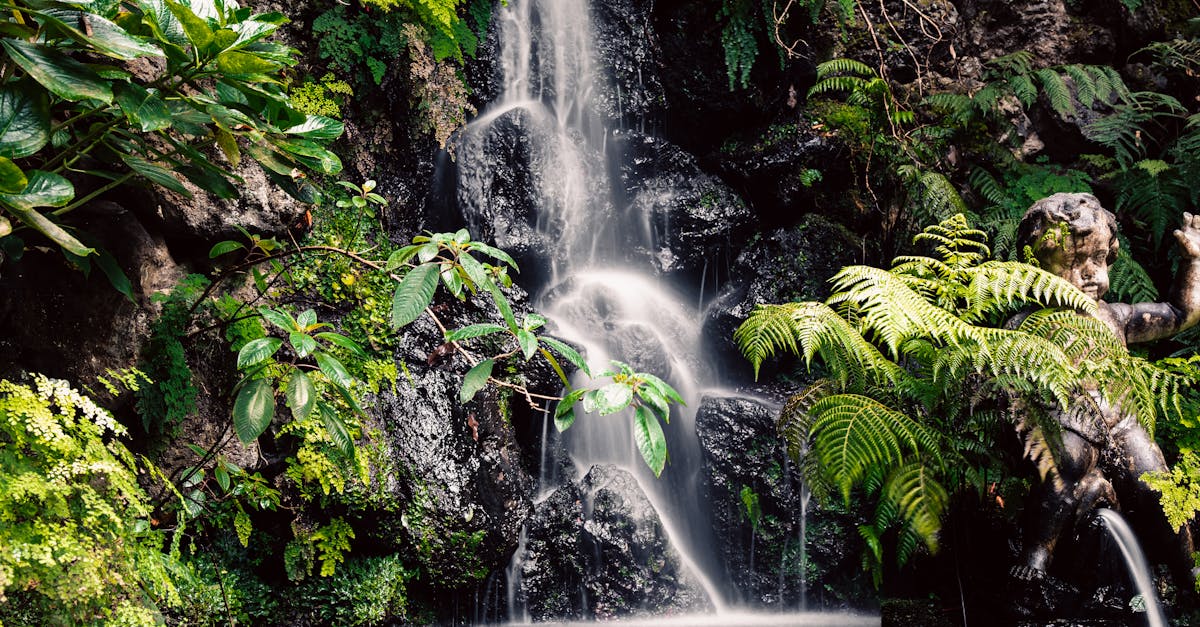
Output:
[{"xmin": 1035, "ymin": 68, "xmax": 1076, "ymax": 117}]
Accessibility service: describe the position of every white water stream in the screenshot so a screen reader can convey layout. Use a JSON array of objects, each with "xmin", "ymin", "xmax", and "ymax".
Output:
[{"xmin": 1096, "ymin": 509, "xmax": 1168, "ymax": 627}]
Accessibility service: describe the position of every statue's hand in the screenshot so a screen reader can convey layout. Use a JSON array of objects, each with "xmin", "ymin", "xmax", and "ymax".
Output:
[{"xmin": 1176, "ymin": 212, "xmax": 1200, "ymax": 259}]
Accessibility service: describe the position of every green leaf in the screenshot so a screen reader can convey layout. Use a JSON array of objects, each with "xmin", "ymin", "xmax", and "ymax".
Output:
[
  {"xmin": 456, "ymin": 250, "xmax": 491, "ymax": 290},
  {"xmin": 554, "ymin": 388, "xmax": 585, "ymax": 432},
  {"xmin": 445, "ymin": 323, "xmax": 508, "ymax": 342},
  {"xmin": 0, "ymin": 83, "xmax": 49, "ymax": 159},
  {"xmin": 315, "ymin": 332, "xmax": 367, "ymax": 357},
  {"xmin": 386, "ymin": 244, "xmax": 422, "ymax": 271},
  {"xmin": 286, "ymin": 369, "xmax": 315, "ymax": 420},
  {"xmin": 209, "ymin": 240, "xmax": 245, "ymax": 257},
  {"xmin": 41, "ymin": 10, "xmax": 163, "ymax": 60},
  {"xmin": 459, "ymin": 359, "xmax": 493, "ymax": 404},
  {"xmin": 0, "ymin": 216, "xmax": 10, "ymax": 237},
  {"xmin": 488, "ymin": 281, "xmax": 518, "ymax": 332},
  {"xmin": 296, "ymin": 308, "xmax": 316, "ymax": 329},
  {"xmin": 592, "ymin": 382, "xmax": 633, "ymax": 415},
  {"xmin": 634, "ymin": 405, "xmax": 668, "ymax": 477},
  {"xmin": 538, "ymin": 336, "xmax": 591, "ymax": 377},
  {"xmin": 320, "ymin": 403, "xmax": 354, "ymax": 458},
  {"xmin": 3, "ymin": 205, "xmax": 91, "ymax": 257},
  {"xmin": 539, "ymin": 347, "xmax": 570, "ymax": 387},
  {"xmin": 315, "ymin": 352, "xmax": 353, "ymax": 389},
  {"xmin": 258, "ymin": 307, "xmax": 296, "ymax": 332},
  {"xmin": 523, "ymin": 313, "xmax": 547, "ymax": 331},
  {"xmin": 137, "ymin": 0, "xmax": 188, "ymax": 47},
  {"xmin": 637, "ymin": 384, "xmax": 670, "ymax": 422},
  {"xmin": 215, "ymin": 126, "xmax": 240, "ymax": 167},
  {"xmin": 441, "ymin": 265, "xmax": 465, "ymax": 297},
  {"xmin": 94, "ymin": 245, "xmax": 135, "ymax": 303},
  {"xmin": 166, "ymin": 0, "xmax": 213, "ymax": 50},
  {"xmin": 237, "ymin": 337, "xmax": 282, "ymax": 368},
  {"xmin": 121, "ymin": 155, "xmax": 190, "ymax": 196},
  {"xmin": 215, "ymin": 464, "xmax": 230, "ymax": 491},
  {"xmin": 177, "ymin": 164, "xmax": 239, "ymax": 199},
  {"xmin": 468, "ymin": 241, "xmax": 519, "ymax": 271},
  {"xmin": 640, "ymin": 372, "xmax": 685, "ymax": 405},
  {"xmin": 233, "ymin": 378, "xmax": 274, "ymax": 444},
  {"xmin": 0, "ymin": 157, "xmax": 26, "ymax": 194},
  {"xmin": 1, "ymin": 39, "xmax": 112, "ymax": 103},
  {"xmin": 391, "ymin": 263, "xmax": 439, "ymax": 328},
  {"xmin": 0, "ymin": 170, "xmax": 73, "ymax": 211},
  {"xmin": 283, "ymin": 115, "xmax": 344, "ymax": 141},
  {"xmin": 516, "ymin": 329, "xmax": 538, "ymax": 360},
  {"xmin": 289, "ymin": 332, "xmax": 316, "ymax": 358},
  {"xmin": 216, "ymin": 50, "xmax": 279, "ymax": 74}
]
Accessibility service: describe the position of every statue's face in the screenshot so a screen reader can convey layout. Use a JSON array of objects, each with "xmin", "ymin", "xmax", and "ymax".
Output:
[{"xmin": 1041, "ymin": 223, "xmax": 1113, "ymax": 300}]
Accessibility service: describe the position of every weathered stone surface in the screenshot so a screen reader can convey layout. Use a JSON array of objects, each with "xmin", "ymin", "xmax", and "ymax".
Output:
[
  {"xmin": 591, "ymin": 0, "xmax": 667, "ymax": 127},
  {"xmin": 514, "ymin": 464, "xmax": 712, "ymax": 620},
  {"xmin": 617, "ymin": 131, "xmax": 753, "ymax": 276}
]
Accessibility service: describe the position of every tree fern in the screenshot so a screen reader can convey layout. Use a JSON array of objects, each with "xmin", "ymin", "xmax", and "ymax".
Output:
[{"xmin": 737, "ymin": 213, "xmax": 1188, "ymax": 578}]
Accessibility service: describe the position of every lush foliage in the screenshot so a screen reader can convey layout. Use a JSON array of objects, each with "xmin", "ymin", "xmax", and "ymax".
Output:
[
  {"xmin": 0, "ymin": 0, "xmax": 342, "ymax": 268},
  {"xmin": 736, "ymin": 215, "xmax": 1189, "ymax": 581},
  {"xmin": 0, "ymin": 375, "xmax": 174, "ymax": 624}
]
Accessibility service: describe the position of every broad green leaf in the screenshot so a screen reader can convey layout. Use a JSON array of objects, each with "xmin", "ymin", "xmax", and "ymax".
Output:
[
  {"xmin": 445, "ymin": 323, "xmax": 508, "ymax": 342},
  {"xmin": 216, "ymin": 50, "xmax": 279, "ymax": 75},
  {"xmin": 1, "ymin": 39, "xmax": 113, "ymax": 103},
  {"xmin": 233, "ymin": 378, "xmax": 274, "ymax": 444},
  {"xmin": 538, "ymin": 336, "xmax": 591, "ymax": 377},
  {"xmin": 0, "ymin": 170, "xmax": 73, "ymax": 211},
  {"xmin": 94, "ymin": 246, "xmax": 135, "ymax": 303},
  {"xmin": 523, "ymin": 313, "xmax": 547, "ymax": 331},
  {"xmin": 416, "ymin": 241, "xmax": 438, "ymax": 262},
  {"xmin": 0, "ymin": 83, "xmax": 49, "ymax": 159},
  {"xmin": 269, "ymin": 137, "xmax": 341, "ymax": 175},
  {"xmin": 137, "ymin": 0, "xmax": 188, "ymax": 47},
  {"xmin": 286, "ymin": 369, "xmax": 315, "ymax": 420},
  {"xmin": 456, "ymin": 250, "xmax": 490, "ymax": 289},
  {"xmin": 315, "ymin": 352, "xmax": 353, "ymax": 389},
  {"xmin": 637, "ymin": 384, "xmax": 670, "ymax": 423},
  {"xmin": 554, "ymin": 389, "xmax": 585, "ymax": 432},
  {"xmin": 488, "ymin": 281, "xmax": 517, "ymax": 332},
  {"xmin": 209, "ymin": 240, "xmax": 245, "ymax": 257},
  {"xmin": 210, "ymin": 28, "xmax": 239, "ymax": 53},
  {"xmin": 214, "ymin": 464, "xmax": 230, "ymax": 491},
  {"xmin": 237, "ymin": 337, "xmax": 282, "ymax": 368},
  {"xmin": 454, "ymin": 228, "xmax": 469, "ymax": 243},
  {"xmin": 320, "ymin": 403, "xmax": 354, "ymax": 458},
  {"xmin": 593, "ymin": 383, "xmax": 633, "ymax": 415},
  {"xmin": 283, "ymin": 115, "xmax": 344, "ymax": 141},
  {"xmin": 114, "ymin": 83, "xmax": 172, "ymax": 132},
  {"xmin": 516, "ymin": 329, "xmax": 538, "ymax": 361},
  {"xmin": 296, "ymin": 309, "xmax": 317, "ymax": 329},
  {"xmin": 441, "ymin": 265, "xmax": 464, "ymax": 297},
  {"xmin": 289, "ymin": 332, "xmax": 316, "ymax": 358},
  {"xmin": 215, "ymin": 126, "xmax": 240, "ymax": 167},
  {"xmin": 385, "ymin": 244, "xmax": 422, "ymax": 271},
  {"xmin": 166, "ymin": 0, "xmax": 213, "ymax": 50},
  {"xmin": 469, "ymin": 241, "xmax": 519, "ymax": 271},
  {"xmin": 177, "ymin": 165, "xmax": 239, "ymax": 199},
  {"xmin": 640, "ymin": 372, "xmax": 685, "ymax": 405},
  {"xmin": 314, "ymin": 332, "xmax": 367, "ymax": 357},
  {"xmin": 0, "ymin": 216, "xmax": 10, "ymax": 237},
  {"xmin": 539, "ymin": 347, "xmax": 570, "ymax": 387},
  {"xmin": 122, "ymin": 155, "xmax": 190, "ymax": 196},
  {"xmin": 331, "ymin": 379, "xmax": 365, "ymax": 417},
  {"xmin": 258, "ymin": 306, "xmax": 296, "ymax": 331},
  {"xmin": 40, "ymin": 10, "xmax": 163, "ymax": 60},
  {"xmin": 391, "ymin": 263, "xmax": 439, "ymax": 328},
  {"xmin": 0, "ymin": 157, "xmax": 26, "ymax": 194},
  {"xmin": 3, "ymin": 206, "xmax": 91, "ymax": 257},
  {"xmin": 459, "ymin": 359, "xmax": 493, "ymax": 404},
  {"xmin": 229, "ymin": 17, "xmax": 282, "ymax": 50},
  {"xmin": 634, "ymin": 405, "xmax": 667, "ymax": 477}
]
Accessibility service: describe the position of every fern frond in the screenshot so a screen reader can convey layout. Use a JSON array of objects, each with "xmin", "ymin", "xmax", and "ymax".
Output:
[
  {"xmin": 883, "ymin": 462, "xmax": 949, "ymax": 553},
  {"xmin": 1008, "ymin": 74, "xmax": 1038, "ymax": 109},
  {"xmin": 1061, "ymin": 65, "xmax": 1097, "ymax": 109},
  {"xmin": 987, "ymin": 51, "xmax": 1035, "ymax": 78},
  {"xmin": 816, "ymin": 57, "xmax": 875, "ymax": 79},
  {"xmin": 969, "ymin": 168, "xmax": 1009, "ymax": 206},
  {"xmin": 808, "ymin": 75, "xmax": 868, "ymax": 98},
  {"xmin": 808, "ymin": 393, "xmax": 939, "ymax": 501},
  {"xmin": 1108, "ymin": 245, "xmax": 1159, "ymax": 302},
  {"xmin": 961, "ymin": 261, "xmax": 1096, "ymax": 322},
  {"xmin": 908, "ymin": 171, "xmax": 968, "ymax": 224},
  {"xmin": 1036, "ymin": 69, "xmax": 1076, "ymax": 117},
  {"xmin": 1112, "ymin": 161, "xmax": 1187, "ymax": 247}
]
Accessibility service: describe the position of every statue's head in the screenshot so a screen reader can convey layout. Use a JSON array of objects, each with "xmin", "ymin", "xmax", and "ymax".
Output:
[{"xmin": 1017, "ymin": 192, "xmax": 1119, "ymax": 300}]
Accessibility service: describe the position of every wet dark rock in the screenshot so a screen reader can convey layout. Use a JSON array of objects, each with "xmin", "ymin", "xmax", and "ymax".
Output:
[
  {"xmin": 617, "ymin": 131, "xmax": 753, "ymax": 276},
  {"xmin": 454, "ymin": 106, "xmax": 613, "ymax": 283},
  {"xmin": 702, "ymin": 214, "xmax": 861, "ymax": 383},
  {"xmin": 514, "ymin": 464, "xmax": 712, "ymax": 620},
  {"xmin": 591, "ymin": 0, "xmax": 666, "ymax": 127}
]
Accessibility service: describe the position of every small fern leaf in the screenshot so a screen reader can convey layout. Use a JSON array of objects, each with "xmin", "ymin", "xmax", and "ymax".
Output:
[{"xmin": 884, "ymin": 462, "xmax": 949, "ymax": 553}]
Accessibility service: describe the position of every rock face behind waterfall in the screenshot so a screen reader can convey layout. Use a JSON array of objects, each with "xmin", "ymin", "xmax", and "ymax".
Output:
[
  {"xmin": 697, "ymin": 395, "xmax": 874, "ymax": 610},
  {"xmin": 515, "ymin": 464, "xmax": 711, "ymax": 620}
]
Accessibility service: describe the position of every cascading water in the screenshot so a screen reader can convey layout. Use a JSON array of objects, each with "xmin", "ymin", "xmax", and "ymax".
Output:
[
  {"xmin": 458, "ymin": 0, "xmax": 729, "ymax": 612},
  {"xmin": 455, "ymin": 1, "xmax": 874, "ymax": 622},
  {"xmin": 1096, "ymin": 509, "xmax": 1168, "ymax": 627}
]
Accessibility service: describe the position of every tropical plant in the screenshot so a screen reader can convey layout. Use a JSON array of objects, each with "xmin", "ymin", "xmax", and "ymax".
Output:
[
  {"xmin": 0, "ymin": 0, "xmax": 341, "ymax": 274},
  {"xmin": 0, "ymin": 374, "xmax": 177, "ymax": 624},
  {"xmin": 735, "ymin": 214, "xmax": 1188, "ymax": 581}
]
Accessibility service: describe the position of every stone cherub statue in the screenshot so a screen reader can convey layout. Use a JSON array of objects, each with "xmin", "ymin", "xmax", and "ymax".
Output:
[{"xmin": 1010, "ymin": 192, "xmax": 1200, "ymax": 589}]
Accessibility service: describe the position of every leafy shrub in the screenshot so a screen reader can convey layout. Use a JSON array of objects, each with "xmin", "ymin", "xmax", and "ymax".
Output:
[
  {"xmin": 292, "ymin": 553, "xmax": 414, "ymax": 625},
  {"xmin": 0, "ymin": 375, "xmax": 175, "ymax": 624}
]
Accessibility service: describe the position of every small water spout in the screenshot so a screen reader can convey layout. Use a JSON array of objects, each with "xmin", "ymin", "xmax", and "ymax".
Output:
[
  {"xmin": 1096, "ymin": 508, "xmax": 1167, "ymax": 627},
  {"xmin": 506, "ymin": 526, "xmax": 532, "ymax": 624}
]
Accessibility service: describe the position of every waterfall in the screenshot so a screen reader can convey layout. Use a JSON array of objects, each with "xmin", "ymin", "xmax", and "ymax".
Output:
[{"xmin": 458, "ymin": 0, "xmax": 729, "ymax": 612}]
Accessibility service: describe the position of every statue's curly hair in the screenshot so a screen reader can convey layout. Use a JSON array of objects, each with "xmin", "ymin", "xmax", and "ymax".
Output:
[{"xmin": 1017, "ymin": 192, "xmax": 1119, "ymax": 265}]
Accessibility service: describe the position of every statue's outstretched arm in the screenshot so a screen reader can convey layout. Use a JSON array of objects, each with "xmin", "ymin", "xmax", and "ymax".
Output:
[{"xmin": 1123, "ymin": 212, "xmax": 1200, "ymax": 344}]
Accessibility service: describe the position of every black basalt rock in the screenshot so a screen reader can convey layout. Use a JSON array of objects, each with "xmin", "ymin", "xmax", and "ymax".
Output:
[{"xmin": 514, "ymin": 464, "xmax": 712, "ymax": 620}]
